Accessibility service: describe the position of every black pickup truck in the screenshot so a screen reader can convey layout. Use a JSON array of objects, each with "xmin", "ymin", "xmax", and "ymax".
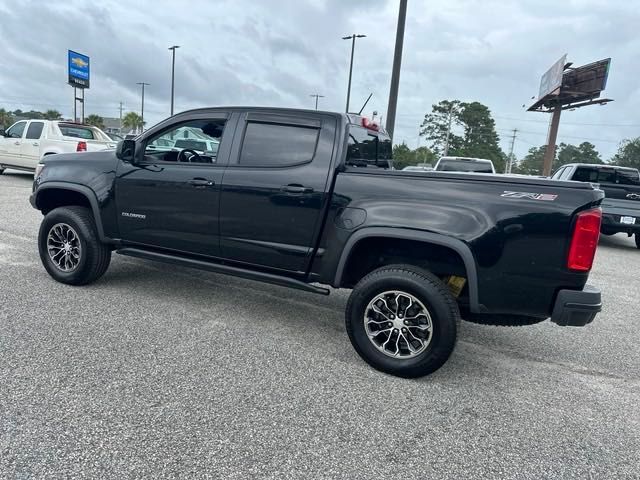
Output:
[
  {"xmin": 30, "ymin": 107, "xmax": 604, "ymax": 378},
  {"xmin": 552, "ymin": 163, "xmax": 640, "ymax": 248}
]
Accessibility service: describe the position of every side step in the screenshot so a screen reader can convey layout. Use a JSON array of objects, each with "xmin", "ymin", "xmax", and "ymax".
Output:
[{"xmin": 116, "ymin": 247, "xmax": 330, "ymax": 296}]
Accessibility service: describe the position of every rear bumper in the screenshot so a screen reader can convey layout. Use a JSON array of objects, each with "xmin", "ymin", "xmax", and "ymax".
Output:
[
  {"xmin": 601, "ymin": 210, "xmax": 640, "ymax": 234},
  {"xmin": 550, "ymin": 285, "xmax": 601, "ymax": 327}
]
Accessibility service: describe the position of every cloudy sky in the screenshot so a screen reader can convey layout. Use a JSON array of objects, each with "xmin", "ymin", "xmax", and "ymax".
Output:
[{"xmin": 0, "ymin": 0, "xmax": 638, "ymax": 160}]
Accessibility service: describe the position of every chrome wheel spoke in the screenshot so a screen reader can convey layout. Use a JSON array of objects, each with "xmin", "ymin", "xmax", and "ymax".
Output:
[
  {"xmin": 364, "ymin": 290, "xmax": 433, "ymax": 359},
  {"xmin": 47, "ymin": 223, "xmax": 82, "ymax": 272}
]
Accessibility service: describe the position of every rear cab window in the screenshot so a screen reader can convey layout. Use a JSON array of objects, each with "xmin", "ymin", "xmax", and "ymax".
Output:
[
  {"xmin": 436, "ymin": 158, "xmax": 494, "ymax": 173},
  {"xmin": 571, "ymin": 166, "xmax": 639, "ymax": 185},
  {"xmin": 345, "ymin": 124, "xmax": 392, "ymax": 168}
]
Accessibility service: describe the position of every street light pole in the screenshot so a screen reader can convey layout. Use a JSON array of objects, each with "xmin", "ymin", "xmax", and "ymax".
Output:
[
  {"xmin": 136, "ymin": 82, "xmax": 150, "ymax": 133},
  {"xmin": 342, "ymin": 34, "xmax": 366, "ymax": 113},
  {"xmin": 309, "ymin": 94, "xmax": 324, "ymax": 110},
  {"xmin": 168, "ymin": 45, "xmax": 180, "ymax": 116}
]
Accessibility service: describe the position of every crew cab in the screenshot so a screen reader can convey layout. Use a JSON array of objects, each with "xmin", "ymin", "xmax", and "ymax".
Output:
[
  {"xmin": 552, "ymin": 163, "xmax": 640, "ymax": 249},
  {"xmin": 30, "ymin": 107, "xmax": 603, "ymax": 378},
  {"xmin": 0, "ymin": 120, "xmax": 116, "ymax": 174}
]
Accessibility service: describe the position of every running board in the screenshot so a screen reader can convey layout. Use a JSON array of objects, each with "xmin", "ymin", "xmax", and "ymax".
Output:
[{"xmin": 116, "ymin": 247, "xmax": 330, "ymax": 295}]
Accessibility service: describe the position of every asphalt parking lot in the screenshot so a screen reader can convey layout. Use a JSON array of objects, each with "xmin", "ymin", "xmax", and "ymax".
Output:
[{"xmin": 1, "ymin": 170, "xmax": 639, "ymax": 479}]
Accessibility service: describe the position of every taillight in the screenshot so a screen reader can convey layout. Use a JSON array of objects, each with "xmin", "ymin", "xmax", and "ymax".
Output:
[
  {"xmin": 76, "ymin": 141, "xmax": 87, "ymax": 152},
  {"xmin": 568, "ymin": 208, "xmax": 602, "ymax": 271},
  {"xmin": 361, "ymin": 117, "xmax": 379, "ymax": 131}
]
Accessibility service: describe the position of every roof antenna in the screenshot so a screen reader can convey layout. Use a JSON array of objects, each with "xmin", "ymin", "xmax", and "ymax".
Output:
[{"xmin": 358, "ymin": 93, "xmax": 373, "ymax": 115}]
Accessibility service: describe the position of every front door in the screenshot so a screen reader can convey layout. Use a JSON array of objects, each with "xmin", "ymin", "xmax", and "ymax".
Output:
[
  {"xmin": 115, "ymin": 113, "xmax": 232, "ymax": 258},
  {"xmin": 0, "ymin": 121, "xmax": 27, "ymax": 167},
  {"xmin": 219, "ymin": 111, "xmax": 336, "ymax": 273},
  {"xmin": 20, "ymin": 121, "xmax": 45, "ymax": 169}
]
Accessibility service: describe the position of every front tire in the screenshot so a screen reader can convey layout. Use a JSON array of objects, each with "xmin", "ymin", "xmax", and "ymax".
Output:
[
  {"xmin": 345, "ymin": 265, "xmax": 459, "ymax": 378},
  {"xmin": 38, "ymin": 206, "xmax": 111, "ymax": 285}
]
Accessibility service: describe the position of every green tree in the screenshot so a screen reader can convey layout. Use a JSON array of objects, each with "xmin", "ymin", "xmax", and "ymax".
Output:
[
  {"xmin": 42, "ymin": 110, "xmax": 61, "ymax": 120},
  {"xmin": 122, "ymin": 112, "xmax": 144, "ymax": 133},
  {"xmin": 518, "ymin": 145, "xmax": 550, "ymax": 175},
  {"xmin": 0, "ymin": 108, "xmax": 14, "ymax": 128},
  {"xmin": 392, "ymin": 143, "xmax": 436, "ymax": 170},
  {"xmin": 555, "ymin": 142, "xmax": 602, "ymax": 169},
  {"xmin": 419, "ymin": 100, "xmax": 463, "ymax": 156},
  {"xmin": 85, "ymin": 114, "xmax": 105, "ymax": 129},
  {"xmin": 611, "ymin": 138, "xmax": 640, "ymax": 170},
  {"xmin": 420, "ymin": 100, "xmax": 505, "ymax": 171},
  {"xmin": 454, "ymin": 101, "xmax": 505, "ymax": 171}
]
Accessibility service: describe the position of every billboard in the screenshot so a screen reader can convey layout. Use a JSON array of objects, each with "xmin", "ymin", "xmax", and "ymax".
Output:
[
  {"xmin": 68, "ymin": 50, "xmax": 90, "ymax": 89},
  {"xmin": 562, "ymin": 58, "xmax": 611, "ymax": 100},
  {"xmin": 538, "ymin": 54, "xmax": 567, "ymax": 99}
]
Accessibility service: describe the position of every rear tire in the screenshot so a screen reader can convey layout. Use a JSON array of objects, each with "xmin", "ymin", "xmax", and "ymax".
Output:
[
  {"xmin": 636, "ymin": 233, "xmax": 640, "ymax": 250},
  {"xmin": 0, "ymin": 167, "xmax": 5, "ymax": 175},
  {"xmin": 345, "ymin": 264, "xmax": 459, "ymax": 378},
  {"xmin": 38, "ymin": 206, "xmax": 111, "ymax": 285}
]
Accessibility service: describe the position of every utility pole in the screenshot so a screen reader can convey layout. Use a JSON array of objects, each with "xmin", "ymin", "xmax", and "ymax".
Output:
[
  {"xmin": 342, "ymin": 34, "xmax": 366, "ymax": 113},
  {"xmin": 168, "ymin": 45, "xmax": 180, "ymax": 116},
  {"xmin": 443, "ymin": 104, "xmax": 453, "ymax": 156},
  {"xmin": 507, "ymin": 128, "xmax": 517, "ymax": 174},
  {"xmin": 118, "ymin": 101, "xmax": 124, "ymax": 132},
  {"xmin": 385, "ymin": 0, "xmax": 408, "ymax": 140},
  {"xmin": 309, "ymin": 94, "xmax": 324, "ymax": 110},
  {"xmin": 542, "ymin": 105, "xmax": 561, "ymax": 176},
  {"xmin": 136, "ymin": 82, "xmax": 150, "ymax": 133}
]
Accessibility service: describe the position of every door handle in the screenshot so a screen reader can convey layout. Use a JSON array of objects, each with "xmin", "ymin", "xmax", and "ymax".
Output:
[
  {"xmin": 188, "ymin": 178, "xmax": 214, "ymax": 187},
  {"xmin": 32, "ymin": 142, "xmax": 39, "ymax": 146},
  {"xmin": 14, "ymin": 141, "xmax": 20, "ymax": 146},
  {"xmin": 281, "ymin": 184, "xmax": 314, "ymax": 194}
]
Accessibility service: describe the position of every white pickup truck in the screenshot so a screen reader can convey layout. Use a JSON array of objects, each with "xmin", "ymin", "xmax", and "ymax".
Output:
[{"xmin": 0, "ymin": 120, "xmax": 116, "ymax": 174}]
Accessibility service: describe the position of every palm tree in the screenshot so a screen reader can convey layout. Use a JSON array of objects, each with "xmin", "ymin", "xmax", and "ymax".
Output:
[
  {"xmin": 85, "ymin": 114, "xmax": 105, "ymax": 129},
  {"xmin": 0, "ymin": 108, "xmax": 14, "ymax": 128},
  {"xmin": 43, "ymin": 109, "xmax": 62, "ymax": 120},
  {"xmin": 122, "ymin": 112, "xmax": 144, "ymax": 134}
]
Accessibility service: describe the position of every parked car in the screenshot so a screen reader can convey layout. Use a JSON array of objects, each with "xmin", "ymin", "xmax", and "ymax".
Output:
[
  {"xmin": 0, "ymin": 120, "xmax": 116, "ymax": 174},
  {"xmin": 551, "ymin": 163, "xmax": 640, "ymax": 248},
  {"xmin": 30, "ymin": 107, "xmax": 603, "ymax": 378},
  {"xmin": 402, "ymin": 163, "xmax": 433, "ymax": 172},
  {"xmin": 434, "ymin": 156, "xmax": 496, "ymax": 174}
]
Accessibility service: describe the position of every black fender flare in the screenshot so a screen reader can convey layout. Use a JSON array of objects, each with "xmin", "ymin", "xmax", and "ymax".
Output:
[
  {"xmin": 333, "ymin": 227, "xmax": 484, "ymax": 313},
  {"xmin": 32, "ymin": 182, "xmax": 108, "ymax": 242}
]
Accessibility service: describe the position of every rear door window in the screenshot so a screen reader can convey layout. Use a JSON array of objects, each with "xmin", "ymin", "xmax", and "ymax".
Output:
[
  {"xmin": 551, "ymin": 167, "xmax": 566, "ymax": 179},
  {"xmin": 239, "ymin": 122, "xmax": 319, "ymax": 167},
  {"xmin": 26, "ymin": 121, "xmax": 44, "ymax": 140}
]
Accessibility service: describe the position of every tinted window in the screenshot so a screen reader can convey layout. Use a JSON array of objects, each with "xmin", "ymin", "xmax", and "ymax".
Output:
[
  {"xmin": 26, "ymin": 121, "xmax": 44, "ymax": 139},
  {"xmin": 437, "ymin": 159, "xmax": 493, "ymax": 173},
  {"xmin": 59, "ymin": 125, "xmax": 95, "ymax": 139},
  {"xmin": 240, "ymin": 122, "xmax": 318, "ymax": 167},
  {"xmin": 6, "ymin": 121, "xmax": 26, "ymax": 139},
  {"xmin": 346, "ymin": 126, "xmax": 391, "ymax": 167},
  {"xmin": 617, "ymin": 169, "xmax": 640, "ymax": 185}
]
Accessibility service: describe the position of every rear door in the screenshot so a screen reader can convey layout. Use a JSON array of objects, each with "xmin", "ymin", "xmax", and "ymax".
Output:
[
  {"xmin": 218, "ymin": 111, "xmax": 337, "ymax": 273},
  {"xmin": 0, "ymin": 121, "xmax": 27, "ymax": 167},
  {"xmin": 20, "ymin": 121, "xmax": 45, "ymax": 168}
]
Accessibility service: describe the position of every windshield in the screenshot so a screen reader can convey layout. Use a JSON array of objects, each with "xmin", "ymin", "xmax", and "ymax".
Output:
[{"xmin": 437, "ymin": 159, "xmax": 493, "ymax": 173}]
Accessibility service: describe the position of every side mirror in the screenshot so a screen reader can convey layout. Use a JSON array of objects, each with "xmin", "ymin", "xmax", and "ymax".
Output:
[{"xmin": 116, "ymin": 139, "xmax": 136, "ymax": 162}]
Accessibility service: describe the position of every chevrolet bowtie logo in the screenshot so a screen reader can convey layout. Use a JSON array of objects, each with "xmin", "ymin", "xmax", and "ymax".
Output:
[{"xmin": 626, "ymin": 193, "xmax": 640, "ymax": 200}]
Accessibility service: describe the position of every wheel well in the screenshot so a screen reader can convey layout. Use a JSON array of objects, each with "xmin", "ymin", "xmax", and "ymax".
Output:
[
  {"xmin": 341, "ymin": 237, "xmax": 468, "ymax": 290},
  {"xmin": 36, "ymin": 188, "xmax": 92, "ymax": 215}
]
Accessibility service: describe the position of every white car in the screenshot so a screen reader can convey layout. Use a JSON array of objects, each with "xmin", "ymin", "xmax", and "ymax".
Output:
[{"xmin": 0, "ymin": 120, "xmax": 116, "ymax": 174}]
